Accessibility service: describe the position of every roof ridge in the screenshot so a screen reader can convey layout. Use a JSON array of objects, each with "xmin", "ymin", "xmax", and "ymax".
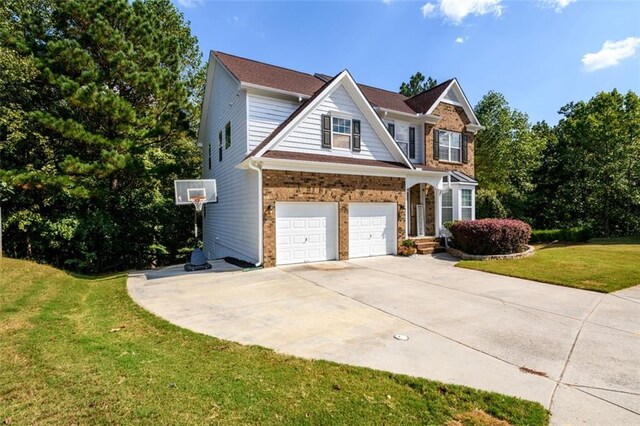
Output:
[
  {"xmin": 213, "ymin": 50, "xmax": 318, "ymax": 79},
  {"xmin": 357, "ymin": 82, "xmax": 409, "ymax": 99}
]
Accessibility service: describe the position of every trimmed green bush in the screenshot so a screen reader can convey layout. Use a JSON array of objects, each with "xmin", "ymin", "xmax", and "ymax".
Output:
[
  {"xmin": 530, "ymin": 227, "xmax": 592, "ymax": 243},
  {"xmin": 450, "ymin": 219, "xmax": 532, "ymax": 255}
]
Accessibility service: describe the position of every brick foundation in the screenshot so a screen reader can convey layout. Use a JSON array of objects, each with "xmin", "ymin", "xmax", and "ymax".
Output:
[{"xmin": 262, "ymin": 170, "xmax": 406, "ymax": 267}]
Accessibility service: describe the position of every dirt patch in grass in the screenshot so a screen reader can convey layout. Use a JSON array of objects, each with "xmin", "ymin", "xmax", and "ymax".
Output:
[{"xmin": 448, "ymin": 409, "xmax": 512, "ymax": 426}]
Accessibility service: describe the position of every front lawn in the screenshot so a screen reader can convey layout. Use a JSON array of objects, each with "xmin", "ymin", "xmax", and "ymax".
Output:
[
  {"xmin": 0, "ymin": 258, "xmax": 547, "ymax": 425},
  {"xmin": 457, "ymin": 237, "xmax": 640, "ymax": 293}
]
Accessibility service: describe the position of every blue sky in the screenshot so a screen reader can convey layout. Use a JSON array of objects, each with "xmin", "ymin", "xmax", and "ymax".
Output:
[{"xmin": 175, "ymin": 0, "xmax": 640, "ymax": 124}]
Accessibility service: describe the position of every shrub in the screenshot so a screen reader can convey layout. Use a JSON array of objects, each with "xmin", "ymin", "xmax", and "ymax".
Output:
[
  {"xmin": 442, "ymin": 221, "xmax": 456, "ymax": 231},
  {"xmin": 530, "ymin": 227, "xmax": 592, "ymax": 243},
  {"xmin": 450, "ymin": 219, "xmax": 532, "ymax": 255},
  {"xmin": 475, "ymin": 189, "xmax": 507, "ymax": 219},
  {"xmin": 401, "ymin": 239, "xmax": 416, "ymax": 248}
]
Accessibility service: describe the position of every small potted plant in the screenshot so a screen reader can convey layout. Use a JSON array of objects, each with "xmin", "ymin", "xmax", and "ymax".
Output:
[{"xmin": 399, "ymin": 239, "xmax": 417, "ymax": 256}]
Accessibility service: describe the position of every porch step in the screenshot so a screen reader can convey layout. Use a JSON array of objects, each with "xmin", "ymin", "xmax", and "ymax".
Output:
[
  {"xmin": 416, "ymin": 246, "xmax": 446, "ymax": 255},
  {"xmin": 410, "ymin": 236, "xmax": 445, "ymax": 255}
]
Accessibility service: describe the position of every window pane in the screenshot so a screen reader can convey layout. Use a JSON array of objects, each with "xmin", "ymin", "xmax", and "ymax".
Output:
[
  {"xmin": 333, "ymin": 133, "xmax": 350, "ymax": 149},
  {"xmin": 461, "ymin": 208, "xmax": 472, "ymax": 220},
  {"xmin": 450, "ymin": 132, "xmax": 461, "ymax": 148},
  {"xmin": 332, "ymin": 117, "xmax": 350, "ymax": 134},
  {"xmin": 439, "ymin": 131, "xmax": 449, "ymax": 146},
  {"xmin": 439, "ymin": 146, "xmax": 449, "ymax": 161},
  {"xmin": 442, "ymin": 190, "xmax": 453, "ymax": 207},
  {"xmin": 442, "ymin": 207, "xmax": 453, "ymax": 223},
  {"xmin": 451, "ymin": 147, "xmax": 461, "ymax": 162},
  {"xmin": 461, "ymin": 189, "xmax": 472, "ymax": 207}
]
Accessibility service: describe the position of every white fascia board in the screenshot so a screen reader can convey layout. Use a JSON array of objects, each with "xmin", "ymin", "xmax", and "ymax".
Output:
[
  {"xmin": 466, "ymin": 124, "xmax": 485, "ymax": 134},
  {"xmin": 340, "ymin": 71, "xmax": 414, "ymax": 168},
  {"xmin": 196, "ymin": 53, "xmax": 217, "ymax": 148},
  {"xmin": 426, "ymin": 79, "xmax": 481, "ymax": 126},
  {"xmin": 240, "ymin": 82, "xmax": 311, "ymax": 101},
  {"xmin": 375, "ymin": 108, "xmax": 442, "ymax": 125},
  {"xmin": 254, "ymin": 156, "xmax": 411, "ymax": 178}
]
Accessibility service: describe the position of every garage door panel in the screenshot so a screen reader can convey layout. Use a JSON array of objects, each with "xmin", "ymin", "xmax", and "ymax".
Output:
[
  {"xmin": 349, "ymin": 203, "xmax": 397, "ymax": 259},
  {"xmin": 276, "ymin": 202, "xmax": 337, "ymax": 266}
]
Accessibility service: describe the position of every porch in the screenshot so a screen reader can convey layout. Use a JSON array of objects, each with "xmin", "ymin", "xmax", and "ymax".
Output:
[{"xmin": 405, "ymin": 171, "xmax": 478, "ymax": 239}]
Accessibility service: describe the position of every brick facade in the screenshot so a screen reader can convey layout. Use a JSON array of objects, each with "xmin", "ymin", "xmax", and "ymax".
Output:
[
  {"xmin": 424, "ymin": 103, "xmax": 475, "ymax": 177},
  {"xmin": 262, "ymin": 170, "xmax": 406, "ymax": 267}
]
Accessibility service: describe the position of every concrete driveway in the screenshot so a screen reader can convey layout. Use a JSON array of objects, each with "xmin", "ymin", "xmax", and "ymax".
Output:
[{"xmin": 128, "ymin": 255, "xmax": 640, "ymax": 425}]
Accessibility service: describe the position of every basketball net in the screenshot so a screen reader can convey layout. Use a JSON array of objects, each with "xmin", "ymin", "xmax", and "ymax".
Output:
[{"xmin": 190, "ymin": 196, "xmax": 206, "ymax": 212}]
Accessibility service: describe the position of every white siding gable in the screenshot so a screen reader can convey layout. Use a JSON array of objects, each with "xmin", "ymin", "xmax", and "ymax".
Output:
[
  {"xmin": 273, "ymin": 84, "xmax": 396, "ymax": 162},
  {"xmin": 247, "ymin": 94, "xmax": 299, "ymax": 152},
  {"xmin": 443, "ymin": 89, "xmax": 462, "ymax": 104},
  {"xmin": 201, "ymin": 60, "xmax": 259, "ymax": 263}
]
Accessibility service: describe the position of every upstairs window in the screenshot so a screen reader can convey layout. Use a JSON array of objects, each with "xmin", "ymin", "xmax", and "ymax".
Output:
[
  {"xmin": 218, "ymin": 130, "xmax": 223, "ymax": 162},
  {"xmin": 332, "ymin": 116, "xmax": 351, "ymax": 150},
  {"xmin": 437, "ymin": 130, "xmax": 461, "ymax": 163},
  {"xmin": 225, "ymin": 122, "xmax": 231, "ymax": 149}
]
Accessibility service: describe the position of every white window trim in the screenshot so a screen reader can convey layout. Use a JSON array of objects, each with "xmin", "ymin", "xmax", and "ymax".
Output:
[
  {"xmin": 460, "ymin": 188, "xmax": 474, "ymax": 221},
  {"xmin": 441, "ymin": 189, "xmax": 454, "ymax": 224},
  {"xmin": 330, "ymin": 113, "xmax": 352, "ymax": 151},
  {"xmin": 438, "ymin": 130, "xmax": 462, "ymax": 164}
]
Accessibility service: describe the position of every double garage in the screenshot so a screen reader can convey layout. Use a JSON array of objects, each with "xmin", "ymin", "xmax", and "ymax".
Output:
[{"xmin": 275, "ymin": 202, "xmax": 398, "ymax": 266}]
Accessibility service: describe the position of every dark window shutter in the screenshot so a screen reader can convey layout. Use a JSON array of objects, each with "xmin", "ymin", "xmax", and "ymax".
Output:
[
  {"xmin": 321, "ymin": 114, "xmax": 331, "ymax": 148},
  {"xmin": 352, "ymin": 119, "xmax": 361, "ymax": 152},
  {"xmin": 388, "ymin": 123, "xmax": 395, "ymax": 138},
  {"xmin": 218, "ymin": 130, "xmax": 223, "ymax": 162},
  {"xmin": 433, "ymin": 129, "xmax": 440, "ymax": 160},
  {"xmin": 409, "ymin": 127, "xmax": 416, "ymax": 159},
  {"xmin": 462, "ymin": 133, "xmax": 469, "ymax": 163}
]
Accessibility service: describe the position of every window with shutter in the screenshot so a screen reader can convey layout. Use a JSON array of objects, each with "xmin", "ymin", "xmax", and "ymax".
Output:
[
  {"xmin": 321, "ymin": 114, "xmax": 331, "ymax": 148},
  {"xmin": 409, "ymin": 127, "xmax": 415, "ymax": 159},
  {"xmin": 388, "ymin": 123, "xmax": 395, "ymax": 138},
  {"xmin": 352, "ymin": 119, "xmax": 361, "ymax": 152},
  {"xmin": 218, "ymin": 130, "xmax": 223, "ymax": 162}
]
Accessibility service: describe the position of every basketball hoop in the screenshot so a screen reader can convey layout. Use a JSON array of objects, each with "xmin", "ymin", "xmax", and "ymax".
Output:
[{"xmin": 190, "ymin": 195, "xmax": 206, "ymax": 212}]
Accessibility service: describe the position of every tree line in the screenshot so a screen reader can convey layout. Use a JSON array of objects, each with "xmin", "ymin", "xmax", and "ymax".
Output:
[
  {"xmin": 1, "ymin": 2, "xmax": 637, "ymax": 273},
  {"xmin": 1, "ymin": 0, "xmax": 203, "ymax": 271},
  {"xmin": 401, "ymin": 70, "xmax": 639, "ymax": 237}
]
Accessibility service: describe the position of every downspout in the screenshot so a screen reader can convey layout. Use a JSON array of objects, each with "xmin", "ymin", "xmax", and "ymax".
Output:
[{"xmin": 247, "ymin": 160, "xmax": 263, "ymax": 267}]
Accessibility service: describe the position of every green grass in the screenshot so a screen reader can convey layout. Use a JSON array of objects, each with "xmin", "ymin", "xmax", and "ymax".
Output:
[
  {"xmin": 457, "ymin": 237, "xmax": 640, "ymax": 293},
  {"xmin": 0, "ymin": 258, "xmax": 547, "ymax": 425}
]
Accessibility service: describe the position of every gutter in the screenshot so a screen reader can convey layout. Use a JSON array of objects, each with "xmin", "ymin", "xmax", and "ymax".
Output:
[{"xmin": 247, "ymin": 160, "xmax": 263, "ymax": 267}]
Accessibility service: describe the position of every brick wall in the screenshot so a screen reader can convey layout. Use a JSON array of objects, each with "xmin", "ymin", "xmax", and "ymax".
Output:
[
  {"xmin": 262, "ymin": 170, "xmax": 406, "ymax": 267},
  {"xmin": 425, "ymin": 103, "xmax": 475, "ymax": 177}
]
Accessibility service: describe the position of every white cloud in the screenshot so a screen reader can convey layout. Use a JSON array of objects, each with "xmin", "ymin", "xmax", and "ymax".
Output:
[
  {"xmin": 421, "ymin": 2, "xmax": 436, "ymax": 17},
  {"xmin": 455, "ymin": 36, "xmax": 468, "ymax": 44},
  {"xmin": 421, "ymin": 0, "xmax": 503, "ymax": 24},
  {"xmin": 582, "ymin": 37, "xmax": 640, "ymax": 72},
  {"xmin": 439, "ymin": 0, "xmax": 503, "ymax": 24},
  {"xmin": 175, "ymin": 0, "xmax": 203, "ymax": 8},
  {"xmin": 538, "ymin": 0, "xmax": 577, "ymax": 13}
]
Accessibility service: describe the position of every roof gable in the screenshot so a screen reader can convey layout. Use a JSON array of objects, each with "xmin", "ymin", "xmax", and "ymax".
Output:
[
  {"xmin": 408, "ymin": 79, "xmax": 480, "ymax": 125},
  {"xmin": 249, "ymin": 70, "xmax": 413, "ymax": 168}
]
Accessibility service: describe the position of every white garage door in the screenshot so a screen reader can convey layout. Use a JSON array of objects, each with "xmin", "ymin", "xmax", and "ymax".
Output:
[
  {"xmin": 276, "ymin": 202, "xmax": 338, "ymax": 266},
  {"xmin": 349, "ymin": 203, "xmax": 397, "ymax": 259}
]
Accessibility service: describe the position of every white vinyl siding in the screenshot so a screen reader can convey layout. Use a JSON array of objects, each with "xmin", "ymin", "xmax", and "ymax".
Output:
[
  {"xmin": 274, "ymin": 85, "xmax": 396, "ymax": 162},
  {"xmin": 384, "ymin": 119, "xmax": 424, "ymax": 164},
  {"xmin": 202, "ymin": 62, "xmax": 258, "ymax": 263},
  {"xmin": 247, "ymin": 94, "xmax": 299, "ymax": 152}
]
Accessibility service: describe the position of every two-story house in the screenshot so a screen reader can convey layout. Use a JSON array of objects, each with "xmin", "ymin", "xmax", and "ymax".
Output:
[{"xmin": 198, "ymin": 51, "xmax": 483, "ymax": 267}]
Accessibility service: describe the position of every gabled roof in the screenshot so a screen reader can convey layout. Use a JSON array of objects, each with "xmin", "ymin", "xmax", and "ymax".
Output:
[
  {"xmin": 213, "ymin": 51, "xmax": 324, "ymax": 96},
  {"xmin": 404, "ymin": 79, "xmax": 454, "ymax": 114},
  {"xmin": 247, "ymin": 69, "xmax": 414, "ymax": 168},
  {"xmin": 212, "ymin": 51, "xmax": 480, "ymax": 125}
]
